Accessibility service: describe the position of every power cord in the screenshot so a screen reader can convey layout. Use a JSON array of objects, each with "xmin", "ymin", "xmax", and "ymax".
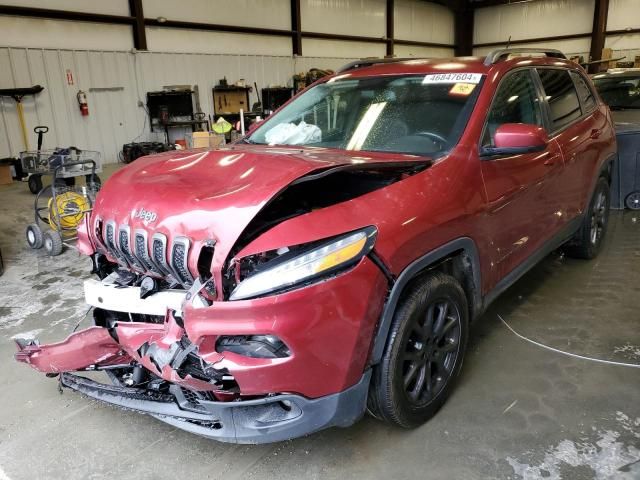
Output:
[{"xmin": 497, "ymin": 314, "xmax": 640, "ymax": 369}]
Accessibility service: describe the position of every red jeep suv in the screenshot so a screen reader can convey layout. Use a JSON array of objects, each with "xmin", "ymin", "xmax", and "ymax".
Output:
[{"xmin": 16, "ymin": 49, "xmax": 616, "ymax": 443}]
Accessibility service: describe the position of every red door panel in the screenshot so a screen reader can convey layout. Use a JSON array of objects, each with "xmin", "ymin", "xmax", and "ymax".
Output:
[{"xmin": 480, "ymin": 140, "xmax": 563, "ymax": 284}]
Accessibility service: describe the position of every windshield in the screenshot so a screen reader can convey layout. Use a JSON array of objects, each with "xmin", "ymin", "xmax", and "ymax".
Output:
[
  {"xmin": 593, "ymin": 75, "xmax": 640, "ymax": 109},
  {"xmin": 247, "ymin": 74, "xmax": 483, "ymax": 156}
]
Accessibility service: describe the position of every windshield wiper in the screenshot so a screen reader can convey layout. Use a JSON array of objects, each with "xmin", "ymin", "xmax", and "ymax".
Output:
[{"xmin": 609, "ymin": 105, "xmax": 640, "ymax": 110}]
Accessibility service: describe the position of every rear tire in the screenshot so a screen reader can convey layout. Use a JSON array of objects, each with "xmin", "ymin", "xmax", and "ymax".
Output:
[
  {"xmin": 28, "ymin": 174, "xmax": 42, "ymax": 194},
  {"xmin": 26, "ymin": 224, "xmax": 44, "ymax": 249},
  {"xmin": 368, "ymin": 272, "xmax": 469, "ymax": 428},
  {"xmin": 565, "ymin": 177, "xmax": 610, "ymax": 259},
  {"xmin": 43, "ymin": 230, "xmax": 63, "ymax": 256}
]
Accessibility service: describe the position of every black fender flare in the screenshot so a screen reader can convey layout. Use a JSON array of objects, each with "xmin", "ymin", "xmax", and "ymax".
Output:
[
  {"xmin": 369, "ymin": 237, "xmax": 482, "ymax": 365},
  {"xmin": 582, "ymin": 152, "xmax": 616, "ymax": 212}
]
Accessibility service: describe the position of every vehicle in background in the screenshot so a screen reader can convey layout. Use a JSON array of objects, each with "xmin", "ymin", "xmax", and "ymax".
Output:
[
  {"xmin": 593, "ymin": 68, "xmax": 640, "ymax": 124},
  {"xmin": 15, "ymin": 49, "xmax": 616, "ymax": 443},
  {"xmin": 592, "ymin": 68, "xmax": 640, "ymax": 209}
]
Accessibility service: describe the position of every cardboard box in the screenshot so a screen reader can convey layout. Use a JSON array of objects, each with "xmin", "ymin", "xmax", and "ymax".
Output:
[
  {"xmin": 0, "ymin": 164, "xmax": 12, "ymax": 185},
  {"xmin": 599, "ymin": 48, "xmax": 613, "ymax": 72}
]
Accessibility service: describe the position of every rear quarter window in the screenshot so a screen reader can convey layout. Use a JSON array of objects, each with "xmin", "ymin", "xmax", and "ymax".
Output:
[
  {"xmin": 537, "ymin": 69, "xmax": 582, "ymax": 130},
  {"xmin": 570, "ymin": 71, "xmax": 597, "ymax": 114}
]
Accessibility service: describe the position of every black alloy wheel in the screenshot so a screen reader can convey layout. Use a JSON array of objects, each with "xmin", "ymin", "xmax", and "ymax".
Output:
[
  {"xmin": 589, "ymin": 187, "xmax": 608, "ymax": 246},
  {"xmin": 401, "ymin": 299, "xmax": 461, "ymax": 405},
  {"xmin": 368, "ymin": 272, "xmax": 469, "ymax": 428}
]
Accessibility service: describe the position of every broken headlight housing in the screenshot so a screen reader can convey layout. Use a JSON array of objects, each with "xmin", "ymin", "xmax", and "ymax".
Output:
[{"xmin": 229, "ymin": 226, "xmax": 377, "ymax": 300}]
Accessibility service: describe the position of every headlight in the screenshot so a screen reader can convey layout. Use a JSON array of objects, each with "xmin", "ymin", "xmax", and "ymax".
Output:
[{"xmin": 229, "ymin": 226, "xmax": 377, "ymax": 300}]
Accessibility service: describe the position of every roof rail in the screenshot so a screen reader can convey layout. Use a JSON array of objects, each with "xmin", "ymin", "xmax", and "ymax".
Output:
[
  {"xmin": 484, "ymin": 48, "xmax": 566, "ymax": 66},
  {"xmin": 336, "ymin": 57, "xmax": 425, "ymax": 73}
]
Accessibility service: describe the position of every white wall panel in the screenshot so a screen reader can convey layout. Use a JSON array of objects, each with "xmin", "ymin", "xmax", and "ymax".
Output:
[
  {"xmin": 301, "ymin": 38, "xmax": 385, "ymax": 58},
  {"xmin": 394, "ymin": 44, "xmax": 454, "ymax": 58},
  {"xmin": 605, "ymin": 34, "xmax": 640, "ymax": 65},
  {"xmin": 607, "ymin": 0, "xmax": 640, "ymax": 31},
  {"xmin": 0, "ymin": 0, "xmax": 129, "ymax": 16},
  {"xmin": 0, "ymin": 48, "xmax": 301, "ymax": 162},
  {"xmin": 145, "ymin": 27, "xmax": 292, "ymax": 56},
  {"xmin": 142, "ymin": 0, "xmax": 290, "ymax": 29},
  {"xmin": 294, "ymin": 56, "xmax": 356, "ymax": 72},
  {"xmin": 474, "ymin": 0, "xmax": 594, "ymax": 44},
  {"xmin": 0, "ymin": 16, "xmax": 133, "ymax": 50},
  {"xmin": 394, "ymin": 1, "xmax": 454, "ymax": 44},
  {"xmin": 301, "ymin": 0, "xmax": 386, "ymax": 37}
]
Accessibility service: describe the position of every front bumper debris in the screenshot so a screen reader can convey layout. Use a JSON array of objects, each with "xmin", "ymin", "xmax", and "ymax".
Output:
[{"xmin": 60, "ymin": 370, "xmax": 371, "ymax": 444}]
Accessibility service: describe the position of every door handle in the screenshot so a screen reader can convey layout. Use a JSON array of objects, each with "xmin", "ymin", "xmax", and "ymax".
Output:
[{"xmin": 590, "ymin": 128, "xmax": 602, "ymax": 139}]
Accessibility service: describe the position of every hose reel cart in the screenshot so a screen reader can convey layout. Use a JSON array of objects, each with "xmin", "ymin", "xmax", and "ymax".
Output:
[
  {"xmin": 20, "ymin": 125, "xmax": 103, "ymax": 194},
  {"xmin": 25, "ymin": 160, "xmax": 100, "ymax": 256}
]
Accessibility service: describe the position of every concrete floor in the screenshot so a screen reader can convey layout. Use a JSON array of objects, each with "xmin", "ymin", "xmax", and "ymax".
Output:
[{"xmin": 0, "ymin": 166, "xmax": 638, "ymax": 480}]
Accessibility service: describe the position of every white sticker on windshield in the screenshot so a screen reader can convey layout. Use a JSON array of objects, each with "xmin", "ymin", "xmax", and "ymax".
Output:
[{"xmin": 422, "ymin": 73, "xmax": 482, "ymax": 84}]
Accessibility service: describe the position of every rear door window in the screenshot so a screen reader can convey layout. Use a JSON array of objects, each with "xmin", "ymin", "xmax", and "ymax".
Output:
[
  {"xmin": 482, "ymin": 69, "xmax": 543, "ymax": 147},
  {"xmin": 569, "ymin": 71, "xmax": 596, "ymax": 114},
  {"xmin": 537, "ymin": 69, "xmax": 582, "ymax": 130}
]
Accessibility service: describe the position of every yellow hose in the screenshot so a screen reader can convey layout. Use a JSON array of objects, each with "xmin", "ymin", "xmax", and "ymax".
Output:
[{"xmin": 48, "ymin": 191, "xmax": 89, "ymax": 231}]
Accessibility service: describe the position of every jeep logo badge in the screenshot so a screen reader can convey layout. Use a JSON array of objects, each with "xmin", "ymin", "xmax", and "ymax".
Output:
[{"xmin": 133, "ymin": 208, "xmax": 158, "ymax": 223}]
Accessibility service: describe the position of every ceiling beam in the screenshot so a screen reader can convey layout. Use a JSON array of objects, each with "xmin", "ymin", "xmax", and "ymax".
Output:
[
  {"xmin": 386, "ymin": 0, "xmax": 394, "ymax": 57},
  {"xmin": 0, "ymin": 5, "xmax": 135, "ymax": 25},
  {"xmin": 588, "ymin": 0, "xmax": 609, "ymax": 73},
  {"xmin": 290, "ymin": 0, "xmax": 302, "ymax": 56},
  {"xmin": 129, "ymin": 0, "xmax": 147, "ymax": 50},
  {"xmin": 474, "ymin": 31, "xmax": 592, "ymax": 49},
  {"xmin": 469, "ymin": 0, "xmax": 542, "ymax": 9},
  {"xmin": 453, "ymin": 6, "xmax": 474, "ymax": 56}
]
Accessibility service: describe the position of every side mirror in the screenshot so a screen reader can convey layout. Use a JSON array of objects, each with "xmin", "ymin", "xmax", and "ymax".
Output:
[{"xmin": 482, "ymin": 123, "xmax": 548, "ymax": 157}]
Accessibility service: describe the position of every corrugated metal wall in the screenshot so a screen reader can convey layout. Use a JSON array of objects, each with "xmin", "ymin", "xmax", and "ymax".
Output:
[
  {"xmin": 0, "ymin": 0, "xmax": 456, "ymax": 164},
  {"xmin": 473, "ymin": 0, "xmax": 640, "ymax": 62},
  {"xmin": 0, "ymin": 48, "xmax": 377, "ymax": 163}
]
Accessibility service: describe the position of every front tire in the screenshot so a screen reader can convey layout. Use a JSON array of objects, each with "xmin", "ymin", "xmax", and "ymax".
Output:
[
  {"xmin": 368, "ymin": 272, "xmax": 469, "ymax": 428},
  {"xmin": 565, "ymin": 177, "xmax": 610, "ymax": 259}
]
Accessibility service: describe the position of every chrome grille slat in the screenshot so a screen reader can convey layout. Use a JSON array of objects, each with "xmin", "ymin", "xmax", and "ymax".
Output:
[
  {"xmin": 118, "ymin": 226, "xmax": 144, "ymax": 271},
  {"xmin": 170, "ymin": 237, "xmax": 193, "ymax": 286},
  {"xmin": 133, "ymin": 229, "xmax": 159, "ymax": 274},
  {"xmin": 105, "ymin": 221, "xmax": 127, "ymax": 266},
  {"xmin": 101, "ymin": 221, "xmax": 194, "ymax": 285},
  {"xmin": 151, "ymin": 233, "xmax": 173, "ymax": 277}
]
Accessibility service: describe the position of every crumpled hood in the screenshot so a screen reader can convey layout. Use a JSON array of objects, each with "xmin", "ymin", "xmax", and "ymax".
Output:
[{"xmin": 92, "ymin": 145, "xmax": 418, "ymax": 278}]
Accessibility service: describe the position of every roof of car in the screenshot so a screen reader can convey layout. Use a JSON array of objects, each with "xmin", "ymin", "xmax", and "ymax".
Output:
[{"xmin": 337, "ymin": 50, "xmax": 580, "ymax": 79}]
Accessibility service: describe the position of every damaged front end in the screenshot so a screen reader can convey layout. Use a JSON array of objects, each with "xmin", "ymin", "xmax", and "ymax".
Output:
[
  {"xmin": 14, "ymin": 267, "xmax": 372, "ymax": 443},
  {"xmin": 13, "ymin": 147, "xmax": 417, "ymax": 443}
]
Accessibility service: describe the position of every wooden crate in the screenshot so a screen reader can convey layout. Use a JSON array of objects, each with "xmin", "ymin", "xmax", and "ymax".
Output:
[{"xmin": 0, "ymin": 164, "xmax": 12, "ymax": 185}]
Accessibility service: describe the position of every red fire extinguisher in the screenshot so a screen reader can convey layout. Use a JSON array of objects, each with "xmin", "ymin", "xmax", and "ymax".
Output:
[{"xmin": 77, "ymin": 90, "xmax": 89, "ymax": 116}]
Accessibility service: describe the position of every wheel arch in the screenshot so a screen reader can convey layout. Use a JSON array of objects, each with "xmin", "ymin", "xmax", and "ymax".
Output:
[
  {"xmin": 599, "ymin": 153, "xmax": 615, "ymax": 184},
  {"xmin": 369, "ymin": 237, "xmax": 482, "ymax": 365}
]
